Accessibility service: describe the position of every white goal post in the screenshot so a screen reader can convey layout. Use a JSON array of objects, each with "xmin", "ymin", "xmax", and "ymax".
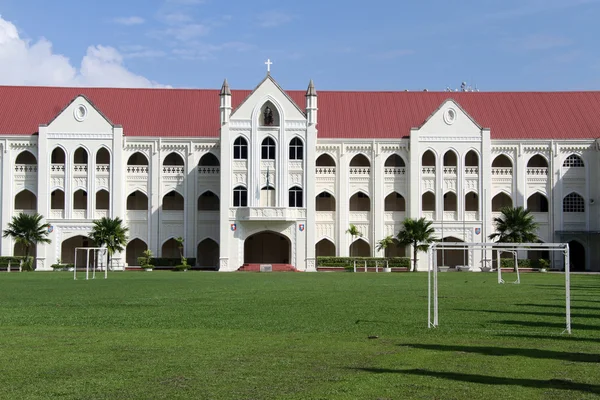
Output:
[
  {"xmin": 427, "ymin": 242, "xmax": 571, "ymax": 334},
  {"xmin": 73, "ymin": 247, "xmax": 109, "ymax": 280}
]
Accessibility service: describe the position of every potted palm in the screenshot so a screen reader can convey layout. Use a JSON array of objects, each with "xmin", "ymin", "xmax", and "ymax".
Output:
[
  {"xmin": 376, "ymin": 235, "xmax": 395, "ymax": 272},
  {"xmin": 138, "ymin": 249, "xmax": 153, "ymax": 271},
  {"xmin": 173, "ymin": 237, "xmax": 188, "ymax": 271}
]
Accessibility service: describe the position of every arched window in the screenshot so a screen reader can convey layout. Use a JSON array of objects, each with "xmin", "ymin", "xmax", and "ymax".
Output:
[
  {"xmin": 465, "ymin": 192, "xmax": 479, "ymax": 212},
  {"xmin": 96, "ymin": 148, "xmax": 110, "ymax": 164},
  {"xmin": 162, "ymin": 190, "xmax": 184, "ymax": 211},
  {"xmin": 198, "ymin": 191, "xmax": 219, "ymax": 211},
  {"xmin": 289, "ymin": 138, "xmax": 303, "ymax": 160},
  {"xmin": 163, "ymin": 152, "xmax": 184, "ymax": 166},
  {"xmin": 492, "ymin": 193, "xmax": 512, "ymax": 211},
  {"xmin": 316, "ymin": 154, "xmax": 335, "ymax": 166},
  {"xmin": 422, "ymin": 192, "xmax": 435, "ymax": 211},
  {"xmin": 422, "ymin": 150, "xmax": 435, "ymax": 167},
  {"xmin": 74, "ymin": 147, "xmax": 88, "ymax": 164},
  {"xmin": 563, "ymin": 193, "xmax": 584, "ymax": 213},
  {"xmin": 349, "ymin": 154, "xmax": 370, "ymax": 167},
  {"xmin": 198, "ymin": 153, "xmax": 220, "ymax": 166},
  {"xmin": 384, "ymin": 154, "xmax": 405, "ymax": 167},
  {"xmin": 51, "ymin": 189, "xmax": 65, "ymax": 210},
  {"xmin": 289, "ymin": 186, "xmax": 303, "ymax": 207},
  {"xmin": 51, "ymin": 148, "xmax": 66, "ymax": 164},
  {"xmin": 127, "ymin": 152, "xmax": 148, "ymax": 165},
  {"xmin": 316, "ymin": 192, "xmax": 336, "ymax": 211},
  {"xmin": 233, "ymin": 186, "xmax": 247, "ymax": 207},
  {"xmin": 492, "ymin": 155, "xmax": 512, "ymax": 168},
  {"xmin": 349, "ymin": 192, "xmax": 370, "ymax": 211},
  {"xmin": 73, "ymin": 189, "xmax": 87, "ymax": 210},
  {"xmin": 95, "ymin": 190, "xmax": 109, "ymax": 210},
  {"xmin": 15, "ymin": 151, "xmax": 37, "ymax": 165},
  {"xmin": 443, "ymin": 151, "xmax": 457, "ymax": 166},
  {"xmin": 527, "ymin": 193, "xmax": 549, "ymax": 212},
  {"xmin": 233, "ymin": 137, "xmax": 248, "ymax": 160},
  {"xmin": 384, "ymin": 192, "xmax": 405, "ymax": 211},
  {"xmin": 127, "ymin": 191, "xmax": 148, "ymax": 210},
  {"xmin": 563, "ymin": 154, "xmax": 584, "ymax": 168},
  {"xmin": 465, "ymin": 150, "xmax": 479, "ymax": 167},
  {"xmin": 443, "ymin": 192, "xmax": 457, "ymax": 211},
  {"xmin": 261, "ymin": 137, "xmax": 276, "ymax": 160},
  {"xmin": 527, "ymin": 155, "xmax": 548, "ymax": 168}
]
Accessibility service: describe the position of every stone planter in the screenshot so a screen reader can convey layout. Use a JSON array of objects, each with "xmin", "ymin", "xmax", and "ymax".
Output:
[
  {"xmin": 480, "ymin": 266, "xmax": 492, "ymax": 272},
  {"xmin": 438, "ymin": 266, "xmax": 450, "ymax": 272},
  {"xmin": 383, "ymin": 267, "xmax": 392, "ymax": 273}
]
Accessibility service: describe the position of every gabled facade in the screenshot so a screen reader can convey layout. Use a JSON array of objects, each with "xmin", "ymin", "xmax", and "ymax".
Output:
[{"xmin": 1, "ymin": 75, "xmax": 599, "ymax": 271}]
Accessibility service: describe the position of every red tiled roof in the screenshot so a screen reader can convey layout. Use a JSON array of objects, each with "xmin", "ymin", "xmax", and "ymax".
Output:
[{"xmin": 1, "ymin": 85, "xmax": 600, "ymax": 139}]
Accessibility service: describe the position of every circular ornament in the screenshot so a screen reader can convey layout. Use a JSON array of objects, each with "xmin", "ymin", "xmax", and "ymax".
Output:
[
  {"xmin": 74, "ymin": 104, "xmax": 88, "ymax": 122},
  {"xmin": 444, "ymin": 108, "xmax": 457, "ymax": 125}
]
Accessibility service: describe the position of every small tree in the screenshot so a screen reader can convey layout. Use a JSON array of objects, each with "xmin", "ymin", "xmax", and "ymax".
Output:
[
  {"xmin": 346, "ymin": 224, "xmax": 362, "ymax": 258},
  {"xmin": 489, "ymin": 206, "xmax": 539, "ymax": 272},
  {"xmin": 2, "ymin": 213, "xmax": 51, "ymax": 271},
  {"xmin": 138, "ymin": 249, "xmax": 153, "ymax": 270},
  {"xmin": 88, "ymin": 217, "xmax": 129, "ymax": 269},
  {"xmin": 376, "ymin": 235, "xmax": 396, "ymax": 269},
  {"xmin": 175, "ymin": 236, "xmax": 187, "ymax": 266},
  {"xmin": 397, "ymin": 218, "xmax": 437, "ymax": 272}
]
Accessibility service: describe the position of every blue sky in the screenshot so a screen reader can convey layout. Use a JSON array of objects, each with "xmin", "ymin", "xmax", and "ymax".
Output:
[{"xmin": 0, "ymin": 0, "xmax": 599, "ymax": 90}]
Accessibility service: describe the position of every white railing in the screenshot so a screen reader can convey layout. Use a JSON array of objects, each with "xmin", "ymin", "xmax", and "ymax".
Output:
[
  {"xmin": 73, "ymin": 210, "xmax": 87, "ymax": 219},
  {"xmin": 232, "ymin": 160, "xmax": 247, "ymax": 170},
  {"xmin": 163, "ymin": 166, "xmax": 185, "ymax": 175},
  {"xmin": 465, "ymin": 211, "xmax": 479, "ymax": 221},
  {"xmin": 492, "ymin": 167, "xmax": 512, "ymax": 176},
  {"xmin": 349, "ymin": 167, "xmax": 370, "ymax": 175},
  {"xmin": 126, "ymin": 210, "xmax": 148, "ymax": 221},
  {"xmin": 162, "ymin": 210, "xmax": 184, "ymax": 221},
  {"xmin": 51, "ymin": 164, "xmax": 65, "ymax": 173},
  {"xmin": 260, "ymin": 160, "xmax": 275, "ymax": 170},
  {"xmin": 14, "ymin": 164, "xmax": 37, "ymax": 173},
  {"xmin": 527, "ymin": 167, "xmax": 548, "ymax": 176},
  {"xmin": 50, "ymin": 209, "xmax": 64, "ymax": 219},
  {"xmin": 384, "ymin": 167, "xmax": 406, "ymax": 175},
  {"xmin": 197, "ymin": 166, "xmax": 220, "ymax": 174},
  {"xmin": 422, "ymin": 167, "xmax": 435, "ymax": 175},
  {"xmin": 443, "ymin": 167, "xmax": 457, "ymax": 175},
  {"xmin": 95, "ymin": 210, "xmax": 109, "ymax": 219},
  {"xmin": 316, "ymin": 211, "xmax": 335, "ymax": 221},
  {"xmin": 422, "ymin": 211, "xmax": 435, "ymax": 220},
  {"xmin": 465, "ymin": 167, "xmax": 479, "ymax": 175},
  {"xmin": 289, "ymin": 161, "xmax": 303, "ymax": 170},
  {"xmin": 443, "ymin": 211, "xmax": 458, "ymax": 221},
  {"xmin": 349, "ymin": 211, "xmax": 370, "ymax": 222},
  {"xmin": 73, "ymin": 164, "xmax": 88, "ymax": 173},
  {"xmin": 229, "ymin": 207, "xmax": 306, "ymax": 221},
  {"xmin": 316, "ymin": 167, "xmax": 336, "ymax": 175},
  {"xmin": 127, "ymin": 165, "xmax": 149, "ymax": 174},
  {"xmin": 14, "ymin": 209, "xmax": 36, "ymax": 216},
  {"xmin": 384, "ymin": 211, "xmax": 406, "ymax": 221},
  {"xmin": 96, "ymin": 164, "xmax": 110, "ymax": 173}
]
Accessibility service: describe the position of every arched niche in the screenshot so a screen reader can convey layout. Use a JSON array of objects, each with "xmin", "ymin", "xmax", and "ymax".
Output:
[
  {"xmin": 163, "ymin": 190, "xmax": 184, "ymax": 211},
  {"xmin": 51, "ymin": 189, "xmax": 65, "ymax": 210},
  {"xmin": 443, "ymin": 192, "xmax": 457, "ymax": 211},
  {"xmin": 96, "ymin": 148, "xmax": 110, "ymax": 165},
  {"xmin": 349, "ymin": 191, "xmax": 370, "ymax": 211},
  {"xmin": 563, "ymin": 154, "xmax": 584, "ymax": 168},
  {"xmin": 349, "ymin": 154, "xmax": 370, "ymax": 167},
  {"xmin": 198, "ymin": 191, "xmax": 219, "ymax": 211},
  {"xmin": 244, "ymin": 231, "xmax": 290, "ymax": 264},
  {"xmin": 96, "ymin": 190, "xmax": 109, "ymax": 210},
  {"xmin": 15, "ymin": 151, "xmax": 37, "ymax": 165},
  {"xmin": 384, "ymin": 154, "xmax": 405, "ymax": 167},
  {"xmin": 465, "ymin": 150, "xmax": 479, "ymax": 167},
  {"xmin": 316, "ymin": 239, "xmax": 336, "ymax": 257},
  {"xmin": 527, "ymin": 193, "xmax": 549, "ymax": 212},
  {"xmin": 384, "ymin": 192, "xmax": 405, "ymax": 211},
  {"xmin": 492, "ymin": 155, "xmax": 512, "ymax": 168},
  {"xmin": 51, "ymin": 148, "xmax": 66, "ymax": 164},
  {"xmin": 527, "ymin": 155, "xmax": 548, "ymax": 168},
  {"xmin": 260, "ymin": 101, "xmax": 280, "ymax": 126},
  {"xmin": 465, "ymin": 192, "xmax": 478, "ymax": 212},
  {"xmin": 349, "ymin": 239, "xmax": 370, "ymax": 257},
  {"xmin": 127, "ymin": 152, "xmax": 148, "ymax": 166},
  {"xmin": 316, "ymin": 192, "xmax": 336, "ymax": 211},
  {"xmin": 74, "ymin": 147, "xmax": 88, "ymax": 164},
  {"xmin": 163, "ymin": 152, "xmax": 184, "ymax": 166},
  {"xmin": 422, "ymin": 192, "xmax": 435, "ymax": 211},
  {"xmin": 198, "ymin": 153, "xmax": 220, "ymax": 166},
  {"xmin": 127, "ymin": 191, "xmax": 148, "ymax": 210},
  {"xmin": 126, "ymin": 239, "xmax": 148, "ymax": 267},
  {"xmin": 443, "ymin": 151, "xmax": 457, "ymax": 166},
  {"xmin": 422, "ymin": 150, "xmax": 436, "ymax": 167},
  {"xmin": 437, "ymin": 237, "xmax": 467, "ymax": 268},
  {"xmin": 197, "ymin": 239, "xmax": 219, "ymax": 268},
  {"xmin": 14, "ymin": 190, "xmax": 37, "ymax": 210},
  {"xmin": 61, "ymin": 235, "xmax": 96, "ymax": 264},
  {"xmin": 73, "ymin": 190, "xmax": 87, "ymax": 210},
  {"xmin": 492, "ymin": 192, "xmax": 512, "ymax": 211},
  {"xmin": 162, "ymin": 238, "xmax": 182, "ymax": 259},
  {"xmin": 385, "ymin": 239, "xmax": 406, "ymax": 258},
  {"xmin": 316, "ymin": 154, "xmax": 336, "ymax": 167}
]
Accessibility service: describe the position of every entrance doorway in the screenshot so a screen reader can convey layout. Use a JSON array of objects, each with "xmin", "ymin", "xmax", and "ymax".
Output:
[
  {"xmin": 568, "ymin": 240, "xmax": 585, "ymax": 271},
  {"xmin": 244, "ymin": 231, "xmax": 290, "ymax": 264}
]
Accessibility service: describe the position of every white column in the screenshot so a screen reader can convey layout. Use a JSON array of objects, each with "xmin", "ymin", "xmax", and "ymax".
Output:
[
  {"xmin": 338, "ymin": 150, "xmax": 349, "ymax": 256},
  {"xmin": 373, "ymin": 147, "xmax": 385, "ymax": 256}
]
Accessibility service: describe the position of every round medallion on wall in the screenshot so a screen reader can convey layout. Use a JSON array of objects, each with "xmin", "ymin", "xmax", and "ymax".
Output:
[
  {"xmin": 73, "ymin": 104, "xmax": 88, "ymax": 122},
  {"xmin": 443, "ymin": 108, "xmax": 457, "ymax": 125}
]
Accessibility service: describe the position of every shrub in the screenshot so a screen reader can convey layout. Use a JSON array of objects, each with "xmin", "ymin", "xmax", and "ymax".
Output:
[
  {"xmin": 138, "ymin": 249, "xmax": 154, "ymax": 269},
  {"xmin": 50, "ymin": 263, "xmax": 75, "ymax": 271},
  {"xmin": 173, "ymin": 264, "xmax": 189, "ymax": 271},
  {"xmin": 149, "ymin": 258, "xmax": 196, "ymax": 267},
  {"xmin": 500, "ymin": 258, "xmax": 548, "ymax": 269},
  {"xmin": 317, "ymin": 257, "xmax": 410, "ymax": 269}
]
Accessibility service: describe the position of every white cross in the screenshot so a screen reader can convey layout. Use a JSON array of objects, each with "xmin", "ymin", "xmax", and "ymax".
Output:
[{"xmin": 265, "ymin": 58, "xmax": 273, "ymax": 73}]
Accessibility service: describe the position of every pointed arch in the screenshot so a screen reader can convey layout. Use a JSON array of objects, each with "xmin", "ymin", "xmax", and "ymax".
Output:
[
  {"xmin": 163, "ymin": 190, "xmax": 184, "ymax": 210},
  {"xmin": 163, "ymin": 152, "xmax": 184, "ymax": 166},
  {"xmin": 349, "ymin": 191, "xmax": 370, "ymax": 211},
  {"xmin": 61, "ymin": 235, "xmax": 96, "ymax": 264},
  {"xmin": 422, "ymin": 150, "xmax": 436, "ymax": 166},
  {"xmin": 261, "ymin": 136, "xmax": 276, "ymax": 160},
  {"xmin": 527, "ymin": 192, "xmax": 549, "ymax": 212},
  {"xmin": 289, "ymin": 186, "xmax": 303, "ymax": 208},
  {"xmin": 443, "ymin": 191, "xmax": 457, "ymax": 211},
  {"xmin": 349, "ymin": 154, "xmax": 370, "ymax": 167},
  {"xmin": 126, "ymin": 239, "xmax": 148, "ymax": 267},
  {"xmin": 563, "ymin": 192, "xmax": 585, "ymax": 213},
  {"xmin": 73, "ymin": 189, "xmax": 87, "ymax": 210},
  {"xmin": 384, "ymin": 154, "xmax": 406, "ymax": 167},
  {"xmin": 198, "ymin": 191, "xmax": 219, "ymax": 211},
  {"xmin": 96, "ymin": 147, "xmax": 111, "ymax": 165},
  {"xmin": 244, "ymin": 230, "xmax": 290, "ymax": 264},
  {"xmin": 14, "ymin": 189, "xmax": 37, "ymax": 210},
  {"xmin": 492, "ymin": 192, "xmax": 513, "ymax": 211},
  {"xmin": 198, "ymin": 153, "xmax": 220, "ymax": 166},
  {"xmin": 349, "ymin": 238, "xmax": 370, "ymax": 257},
  {"xmin": 316, "ymin": 238, "xmax": 336, "ymax": 257},
  {"xmin": 51, "ymin": 189, "xmax": 65, "ymax": 210},
  {"xmin": 492, "ymin": 154, "xmax": 513, "ymax": 168},
  {"xmin": 233, "ymin": 136, "xmax": 248, "ymax": 160},
  {"xmin": 316, "ymin": 191, "xmax": 336, "ymax": 211},
  {"xmin": 197, "ymin": 238, "xmax": 219, "ymax": 268},
  {"xmin": 465, "ymin": 150, "xmax": 479, "ymax": 167},
  {"xmin": 384, "ymin": 192, "xmax": 405, "ymax": 211},
  {"xmin": 127, "ymin": 190, "xmax": 148, "ymax": 210},
  {"xmin": 316, "ymin": 153, "xmax": 336, "ymax": 166},
  {"xmin": 51, "ymin": 146, "xmax": 66, "ymax": 164},
  {"xmin": 465, "ymin": 191, "xmax": 479, "ymax": 212},
  {"xmin": 15, "ymin": 150, "xmax": 37, "ymax": 164},
  {"xmin": 73, "ymin": 147, "xmax": 89, "ymax": 164},
  {"xmin": 289, "ymin": 137, "xmax": 304, "ymax": 160},
  {"xmin": 95, "ymin": 189, "xmax": 110, "ymax": 210},
  {"xmin": 437, "ymin": 237, "xmax": 467, "ymax": 268},
  {"xmin": 259, "ymin": 100, "xmax": 280, "ymax": 126},
  {"xmin": 127, "ymin": 152, "xmax": 148, "ymax": 165},
  {"xmin": 233, "ymin": 185, "xmax": 248, "ymax": 207},
  {"xmin": 385, "ymin": 239, "xmax": 406, "ymax": 258},
  {"xmin": 563, "ymin": 154, "xmax": 584, "ymax": 168},
  {"xmin": 527, "ymin": 154, "xmax": 548, "ymax": 168},
  {"xmin": 443, "ymin": 150, "xmax": 458, "ymax": 166},
  {"xmin": 161, "ymin": 237, "xmax": 182, "ymax": 259},
  {"xmin": 422, "ymin": 191, "xmax": 436, "ymax": 211}
]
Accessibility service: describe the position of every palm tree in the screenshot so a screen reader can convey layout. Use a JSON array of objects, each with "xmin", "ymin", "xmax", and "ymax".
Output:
[
  {"xmin": 346, "ymin": 224, "xmax": 362, "ymax": 257},
  {"xmin": 2, "ymin": 213, "xmax": 51, "ymax": 271},
  {"xmin": 489, "ymin": 206, "xmax": 539, "ymax": 243},
  {"xmin": 376, "ymin": 235, "xmax": 396, "ymax": 269},
  {"xmin": 397, "ymin": 218, "xmax": 437, "ymax": 272},
  {"xmin": 88, "ymin": 217, "xmax": 129, "ymax": 269}
]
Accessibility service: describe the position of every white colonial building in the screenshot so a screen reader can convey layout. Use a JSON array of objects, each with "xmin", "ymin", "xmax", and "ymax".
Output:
[{"xmin": 1, "ymin": 74, "xmax": 599, "ymax": 271}]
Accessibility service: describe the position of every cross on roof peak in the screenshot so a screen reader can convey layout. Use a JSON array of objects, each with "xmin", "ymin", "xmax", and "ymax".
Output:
[{"xmin": 265, "ymin": 58, "xmax": 273, "ymax": 74}]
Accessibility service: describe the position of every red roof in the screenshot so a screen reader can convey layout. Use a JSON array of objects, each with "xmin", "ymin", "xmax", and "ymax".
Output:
[{"xmin": 1, "ymin": 85, "xmax": 600, "ymax": 139}]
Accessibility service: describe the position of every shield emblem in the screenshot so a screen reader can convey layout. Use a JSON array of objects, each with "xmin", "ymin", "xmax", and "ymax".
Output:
[
  {"xmin": 299, "ymin": 224, "xmax": 305, "ymax": 232},
  {"xmin": 230, "ymin": 223, "xmax": 237, "ymax": 231},
  {"xmin": 475, "ymin": 228, "xmax": 481, "ymax": 235},
  {"xmin": 47, "ymin": 225, "xmax": 54, "ymax": 233}
]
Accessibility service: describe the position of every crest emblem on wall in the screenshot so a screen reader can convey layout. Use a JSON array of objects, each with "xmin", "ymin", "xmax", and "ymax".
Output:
[
  {"xmin": 230, "ymin": 223, "xmax": 237, "ymax": 231},
  {"xmin": 47, "ymin": 225, "xmax": 54, "ymax": 233},
  {"xmin": 474, "ymin": 228, "xmax": 481, "ymax": 235},
  {"xmin": 299, "ymin": 224, "xmax": 305, "ymax": 232}
]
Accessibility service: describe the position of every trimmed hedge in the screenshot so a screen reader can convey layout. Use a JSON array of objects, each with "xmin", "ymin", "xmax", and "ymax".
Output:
[
  {"xmin": 500, "ymin": 258, "xmax": 549, "ymax": 269},
  {"xmin": 0, "ymin": 256, "xmax": 27, "ymax": 266},
  {"xmin": 147, "ymin": 258, "xmax": 196, "ymax": 267},
  {"xmin": 317, "ymin": 257, "xmax": 410, "ymax": 269},
  {"xmin": 50, "ymin": 264, "xmax": 75, "ymax": 270}
]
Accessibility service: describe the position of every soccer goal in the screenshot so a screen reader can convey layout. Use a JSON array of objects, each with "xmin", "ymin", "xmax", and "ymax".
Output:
[
  {"xmin": 73, "ymin": 247, "xmax": 109, "ymax": 280},
  {"xmin": 427, "ymin": 242, "xmax": 572, "ymax": 334}
]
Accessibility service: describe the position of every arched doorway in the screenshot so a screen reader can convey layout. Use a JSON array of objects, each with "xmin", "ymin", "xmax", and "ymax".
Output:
[
  {"xmin": 568, "ymin": 241, "xmax": 585, "ymax": 271},
  {"xmin": 244, "ymin": 231, "xmax": 290, "ymax": 264},
  {"xmin": 126, "ymin": 239, "xmax": 148, "ymax": 267},
  {"xmin": 316, "ymin": 239, "xmax": 335, "ymax": 257},
  {"xmin": 436, "ymin": 237, "xmax": 467, "ymax": 268},
  {"xmin": 197, "ymin": 239, "xmax": 219, "ymax": 268},
  {"xmin": 61, "ymin": 235, "xmax": 96, "ymax": 265}
]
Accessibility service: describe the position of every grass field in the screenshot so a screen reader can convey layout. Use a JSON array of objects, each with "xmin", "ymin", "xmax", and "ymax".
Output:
[{"xmin": 0, "ymin": 271, "xmax": 599, "ymax": 400}]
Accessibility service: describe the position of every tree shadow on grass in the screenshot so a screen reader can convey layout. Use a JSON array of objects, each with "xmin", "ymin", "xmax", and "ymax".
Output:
[
  {"xmin": 398, "ymin": 343, "xmax": 600, "ymax": 363},
  {"xmin": 455, "ymin": 308, "xmax": 599, "ymax": 319},
  {"xmin": 352, "ymin": 368, "xmax": 600, "ymax": 395},
  {"xmin": 495, "ymin": 333, "xmax": 600, "ymax": 344},
  {"xmin": 516, "ymin": 303, "xmax": 600, "ymax": 311},
  {"xmin": 496, "ymin": 320, "xmax": 600, "ymax": 331}
]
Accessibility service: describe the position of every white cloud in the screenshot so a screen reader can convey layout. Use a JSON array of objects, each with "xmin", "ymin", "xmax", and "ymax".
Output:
[
  {"xmin": 113, "ymin": 16, "xmax": 145, "ymax": 26},
  {"xmin": 0, "ymin": 15, "xmax": 167, "ymax": 88},
  {"xmin": 164, "ymin": 23, "xmax": 210, "ymax": 41}
]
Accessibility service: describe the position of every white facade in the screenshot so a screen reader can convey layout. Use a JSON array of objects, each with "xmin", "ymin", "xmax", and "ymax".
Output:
[{"xmin": 1, "ymin": 76, "xmax": 599, "ymax": 271}]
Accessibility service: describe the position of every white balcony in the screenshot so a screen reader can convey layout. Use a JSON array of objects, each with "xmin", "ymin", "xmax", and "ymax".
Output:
[
  {"xmin": 50, "ymin": 209, "xmax": 64, "ymax": 219},
  {"xmin": 316, "ymin": 211, "xmax": 335, "ymax": 222},
  {"xmin": 422, "ymin": 211, "xmax": 435, "ymax": 220},
  {"xmin": 162, "ymin": 210, "xmax": 184, "ymax": 221},
  {"xmin": 384, "ymin": 211, "xmax": 406, "ymax": 222},
  {"xmin": 96, "ymin": 164, "xmax": 110, "ymax": 174},
  {"xmin": 316, "ymin": 167, "xmax": 336, "ymax": 176},
  {"xmin": 527, "ymin": 167, "xmax": 548, "ymax": 177},
  {"xmin": 422, "ymin": 167, "xmax": 435, "ymax": 176},
  {"xmin": 197, "ymin": 166, "xmax": 220, "ymax": 175},
  {"xmin": 73, "ymin": 164, "xmax": 88, "ymax": 175},
  {"xmin": 465, "ymin": 211, "xmax": 479, "ymax": 221},
  {"xmin": 229, "ymin": 207, "xmax": 306, "ymax": 221},
  {"xmin": 349, "ymin": 167, "xmax": 370, "ymax": 175},
  {"xmin": 443, "ymin": 167, "xmax": 457, "ymax": 175},
  {"xmin": 492, "ymin": 167, "xmax": 512, "ymax": 176},
  {"xmin": 163, "ymin": 166, "xmax": 185, "ymax": 175},
  {"xmin": 349, "ymin": 211, "xmax": 370, "ymax": 222},
  {"xmin": 50, "ymin": 164, "xmax": 65, "ymax": 173},
  {"xmin": 14, "ymin": 209, "xmax": 36, "ymax": 216},
  {"xmin": 465, "ymin": 167, "xmax": 479, "ymax": 176},
  {"xmin": 443, "ymin": 211, "xmax": 458, "ymax": 221},
  {"xmin": 14, "ymin": 164, "xmax": 38, "ymax": 174},
  {"xmin": 384, "ymin": 167, "xmax": 406, "ymax": 175},
  {"xmin": 126, "ymin": 210, "xmax": 148, "ymax": 221},
  {"xmin": 95, "ymin": 210, "xmax": 109, "ymax": 219},
  {"xmin": 72, "ymin": 210, "xmax": 87, "ymax": 219}
]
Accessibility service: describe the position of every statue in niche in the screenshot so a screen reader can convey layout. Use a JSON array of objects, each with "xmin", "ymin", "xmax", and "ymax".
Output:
[{"xmin": 264, "ymin": 106, "xmax": 274, "ymax": 125}]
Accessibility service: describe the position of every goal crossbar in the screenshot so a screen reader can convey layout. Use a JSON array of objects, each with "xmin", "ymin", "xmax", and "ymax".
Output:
[
  {"xmin": 73, "ymin": 247, "xmax": 109, "ymax": 280},
  {"xmin": 427, "ymin": 242, "xmax": 571, "ymax": 334}
]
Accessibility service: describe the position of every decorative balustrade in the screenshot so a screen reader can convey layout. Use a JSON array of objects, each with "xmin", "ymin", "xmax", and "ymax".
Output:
[
  {"xmin": 95, "ymin": 210, "xmax": 109, "ymax": 219},
  {"xmin": 127, "ymin": 165, "xmax": 149, "ymax": 174},
  {"xmin": 96, "ymin": 164, "xmax": 110, "ymax": 173},
  {"xmin": 162, "ymin": 210, "xmax": 185, "ymax": 220},
  {"xmin": 73, "ymin": 164, "xmax": 88, "ymax": 173},
  {"xmin": 163, "ymin": 166, "xmax": 185, "ymax": 175},
  {"xmin": 527, "ymin": 167, "xmax": 548, "ymax": 176},
  {"xmin": 289, "ymin": 161, "xmax": 303, "ymax": 170},
  {"xmin": 229, "ymin": 207, "xmax": 306, "ymax": 221},
  {"xmin": 49, "ymin": 209, "xmax": 64, "ymax": 219},
  {"xmin": 316, "ymin": 167, "xmax": 336, "ymax": 175},
  {"xmin": 349, "ymin": 167, "xmax": 370, "ymax": 175},
  {"xmin": 492, "ymin": 167, "xmax": 512, "ymax": 176},
  {"xmin": 465, "ymin": 167, "xmax": 479, "ymax": 175},
  {"xmin": 384, "ymin": 211, "xmax": 406, "ymax": 221},
  {"xmin": 531, "ymin": 212, "xmax": 549, "ymax": 223},
  {"xmin": 443, "ymin": 167, "xmax": 457, "ymax": 175},
  {"xmin": 384, "ymin": 167, "xmax": 406, "ymax": 175},
  {"xmin": 465, "ymin": 211, "xmax": 479, "ymax": 221},
  {"xmin": 443, "ymin": 211, "xmax": 458, "ymax": 221},
  {"xmin": 422, "ymin": 167, "xmax": 435, "ymax": 175},
  {"xmin": 14, "ymin": 164, "xmax": 37, "ymax": 173},
  {"xmin": 197, "ymin": 166, "xmax": 220, "ymax": 174},
  {"xmin": 316, "ymin": 211, "xmax": 335, "ymax": 221},
  {"xmin": 14, "ymin": 209, "xmax": 36, "ymax": 216},
  {"xmin": 422, "ymin": 211, "xmax": 435, "ymax": 220},
  {"xmin": 72, "ymin": 210, "xmax": 87, "ymax": 219},
  {"xmin": 51, "ymin": 164, "xmax": 65, "ymax": 173},
  {"xmin": 349, "ymin": 211, "xmax": 370, "ymax": 222},
  {"xmin": 125, "ymin": 210, "xmax": 148, "ymax": 221}
]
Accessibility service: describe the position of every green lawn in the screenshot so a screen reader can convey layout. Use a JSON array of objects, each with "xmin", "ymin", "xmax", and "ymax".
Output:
[{"xmin": 0, "ymin": 271, "xmax": 599, "ymax": 399}]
